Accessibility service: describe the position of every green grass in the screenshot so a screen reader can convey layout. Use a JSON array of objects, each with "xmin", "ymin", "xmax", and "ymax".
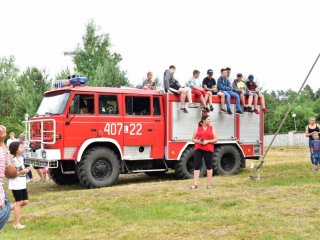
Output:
[{"xmin": 1, "ymin": 147, "xmax": 320, "ymax": 240}]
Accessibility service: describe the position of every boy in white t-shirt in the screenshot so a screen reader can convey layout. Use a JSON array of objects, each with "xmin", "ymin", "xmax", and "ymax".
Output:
[{"xmin": 8, "ymin": 141, "xmax": 31, "ymax": 229}]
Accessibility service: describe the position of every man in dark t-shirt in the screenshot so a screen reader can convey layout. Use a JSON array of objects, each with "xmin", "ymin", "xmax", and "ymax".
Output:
[{"xmin": 202, "ymin": 69, "xmax": 226, "ymax": 112}]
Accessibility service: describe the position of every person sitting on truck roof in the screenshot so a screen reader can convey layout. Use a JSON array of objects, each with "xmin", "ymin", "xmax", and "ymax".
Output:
[
  {"xmin": 203, "ymin": 69, "xmax": 226, "ymax": 113},
  {"xmin": 217, "ymin": 69, "xmax": 243, "ymax": 115},
  {"xmin": 163, "ymin": 65, "xmax": 198, "ymax": 113},
  {"xmin": 187, "ymin": 70, "xmax": 212, "ymax": 112},
  {"xmin": 246, "ymin": 74, "xmax": 269, "ymax": 114},
  {"xmin": 142, "ymin": 72, "xmax": 157, "ymax": 90},
  {"xmin": 232, "ymin": 73, "xmax": 254, "ymax": 112}
]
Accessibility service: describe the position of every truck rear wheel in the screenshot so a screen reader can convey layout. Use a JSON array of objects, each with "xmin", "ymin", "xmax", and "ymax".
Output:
[
  {"xmin": 50, "ymin": 162, "xmax": 79, "ymax": 185},
  {"xmin": 175, "ymin": 147, "xmax": 206, "ymax": 179},
  {"xmin": 77, "ymin": 147, "xmax": 120, "ymax": 188},
  {"xmin": 212, "ymin": 145, "xmax": 241, "ymax": 175}
]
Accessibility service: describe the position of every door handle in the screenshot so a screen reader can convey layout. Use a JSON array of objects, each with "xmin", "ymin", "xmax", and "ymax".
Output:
[
  {"xmin": 147, "ymin": 128, "xmax": 153, "ymax": 132},
  {"xmin": 91, "ymin": 128, "xmax": 97, "ymax": 132},
  {"xmin": 155, "ymin": 119, "xmax": 161, "ymax": 122}
]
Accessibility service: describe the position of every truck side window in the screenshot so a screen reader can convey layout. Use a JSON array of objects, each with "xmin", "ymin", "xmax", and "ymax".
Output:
[
  {"xmin": 153, "ymin": 97, "xmax": 161, "ymax": 116},
  {"xmin": 125, "ymin": 96, "xmax": 150, "ymax": 116},
  {"xmin": 70, "ymin": 94, "xmax": 94, "ymax": 114},
  {"xmin": 99, "ymin": 95, "xmax": 119, "ymax": 115}
]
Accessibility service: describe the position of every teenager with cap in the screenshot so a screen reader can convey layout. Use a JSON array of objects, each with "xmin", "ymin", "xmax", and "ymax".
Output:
[
  {"xmin": 163, "ymin": 65, "xmax": 198, "ymax": 113},
  {"xmin": 246, "ymin": 74, "xmax": 269, "ymax": 114},
  {"xmin": 203, "ymin": 69, "xmax": 226, "ymax": 113},
  {"xmin": 217, "ymin": 69, "xmax": 243, "ymax": 115},
  {"xmin": 187, "ymin": 70, "xmax": 212, "ymax": 112},
  {"xmin": 232, "ymin": 73, "xmax": 254, "ymax": 112}
]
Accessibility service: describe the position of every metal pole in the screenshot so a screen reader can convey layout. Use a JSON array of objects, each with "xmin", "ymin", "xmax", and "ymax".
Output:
[
  {"xmin": 294, "ymin": 117, "xmax": 297, "ymax": 132},
  {"xmin": 251, "ymin": 53, "xmax": 320, "ymax": 180}
]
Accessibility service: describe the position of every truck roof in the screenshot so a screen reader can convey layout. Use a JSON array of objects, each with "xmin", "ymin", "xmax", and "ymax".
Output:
[{"xmin": 45, "ymin": 86, "xmax": 163, "ymax": 96}]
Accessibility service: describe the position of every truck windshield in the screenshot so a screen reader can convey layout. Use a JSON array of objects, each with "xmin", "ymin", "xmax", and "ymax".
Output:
[{"xmin": 36, "ymin": 92, "xmax": 70, "ymax": 116}]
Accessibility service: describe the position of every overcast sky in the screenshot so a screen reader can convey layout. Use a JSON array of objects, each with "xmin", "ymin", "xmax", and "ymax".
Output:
[{"xmin": 0, "ymin": 0, "xmax": 319, "ymax": 91}]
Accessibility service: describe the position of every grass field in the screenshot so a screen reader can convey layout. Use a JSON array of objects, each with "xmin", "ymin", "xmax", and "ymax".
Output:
[{"xmin": 1, "ymin": 147, "xmax": 320, "ymax": 240}]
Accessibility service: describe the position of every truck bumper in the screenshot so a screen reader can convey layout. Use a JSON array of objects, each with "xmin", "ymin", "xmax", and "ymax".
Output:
[{"xmin": 25, "ymin": 149, "xmax": 61, "ymax": 168}]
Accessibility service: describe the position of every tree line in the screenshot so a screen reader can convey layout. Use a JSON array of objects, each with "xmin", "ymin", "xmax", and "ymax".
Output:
[{"xmin": 0, "ymin": 20, "xmax": 319, "ymax": 136}]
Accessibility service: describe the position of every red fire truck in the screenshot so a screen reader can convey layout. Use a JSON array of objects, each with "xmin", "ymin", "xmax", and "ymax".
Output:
[{"xmin": 24, "ymin": 78, "xmax": 264, "ymax": 188}]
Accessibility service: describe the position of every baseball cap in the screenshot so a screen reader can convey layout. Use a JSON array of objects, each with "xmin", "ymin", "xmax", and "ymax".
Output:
[
  {"xmin": 236, "ymin": 73, "xmax": 243, "ymax": 77},
  {"xmin": 207, "ymin": 69, "xmax": 213, "ymax": 74},
  {"xmin": 248, "ymin": 74, "xmax": 254, "ymax": 80}
]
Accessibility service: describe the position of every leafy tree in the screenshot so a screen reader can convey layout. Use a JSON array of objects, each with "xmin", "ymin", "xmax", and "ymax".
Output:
[
  {"xmin": 304, "ymin": 84, "xmax": 315, "ymax": 100},
  {"xmin": 315, "ymin": 88, "xmax": 320, "ymax": 100},
  {"xmin": 64, "ymin": 20, "xmax": 129, "ymax": 87},
  {"xmin": 0, "ymin": 55, "xmax": 19, "ymax": 81},
  {"xmin": 55, "ymin": 67, "xmax": 72, "ymax": 80},
  {"xmin": 92, "ymin": 61, "xmax": 129, "ymax": 87},
  {"xmin": 14, "ymin": 67, "xmax": 51, "ymax": 120},
  {"xmin": 0, "ymin": 56, "xmax": 19, "ymax": 119}
]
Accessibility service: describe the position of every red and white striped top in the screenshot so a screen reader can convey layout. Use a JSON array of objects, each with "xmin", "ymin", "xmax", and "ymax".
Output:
[{"xmin": 0, "ymin": 148, "xmax": 11, "ymax": 206}]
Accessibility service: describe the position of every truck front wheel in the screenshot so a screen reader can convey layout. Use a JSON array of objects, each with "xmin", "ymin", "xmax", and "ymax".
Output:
[
  {"xmin": 212, "ymin": 145, "xmax": 241, "ymax": 175},
  {"xmin": 77, "ymin": 147, "xmax": 120, "ymax": 188},
  {"xmin": 175, "ymin": 147, "xmax": 206, "ymax": 179}
]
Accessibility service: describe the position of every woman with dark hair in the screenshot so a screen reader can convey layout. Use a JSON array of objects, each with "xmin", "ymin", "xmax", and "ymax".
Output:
[
  {"xmin": 190, "ymin": 115, "xmax": 218, "ymax": 189},
  {"xmin": 0, "ymin": 125, "xmax": 17, "ymax": 229},
  {"xmin": 9, "ymin": 141, "xmax": 31, "ymax": 229}
]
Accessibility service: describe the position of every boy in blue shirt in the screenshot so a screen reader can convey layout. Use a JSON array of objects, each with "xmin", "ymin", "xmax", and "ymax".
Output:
[
  {"xmin": 310, "ymin": 132, "xmax": 320, "ymax": 171},
  {"xmin": 217, "ymin": 69, "xmax": 243, "ymax": 115}
]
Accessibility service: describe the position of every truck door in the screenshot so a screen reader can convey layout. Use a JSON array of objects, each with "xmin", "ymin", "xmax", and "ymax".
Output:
[
  {"xmin": 63, "ymin": 93, "xmax": 98, "ymax": 158},
  {"xmin": 151, "ymin": 96, "xmax": 165, "ymax": 158},
  {"xmin": 96, "ymin": 94, "xmax": 123, "ymax": 148},
  {"xmin": 122, "ymin": 95, "xmax": 164, "ymax": 160}
]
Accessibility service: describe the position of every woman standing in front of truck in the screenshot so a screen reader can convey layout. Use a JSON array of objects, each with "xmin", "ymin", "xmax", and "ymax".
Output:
[{"xmin": 190, "ymin": 115, "xmax": 218, "ymax": 189}]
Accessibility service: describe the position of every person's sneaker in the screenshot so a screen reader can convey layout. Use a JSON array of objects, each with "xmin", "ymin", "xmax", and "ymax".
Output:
[
  {"xmin": 210, "ymin": 105, "xmax": 214, "ymax": 111},
  {"xmin": 243, "ymin": 106, "xmax": 248, "ymax": 112},
  {"xmin": 220, "ymin": 108, "xmax": 227, "ymax": 113},
  {"xmin": 236, "ymin": 110, "xmax": 243, "ymax": 115},
  {"xmin": 262, "ymin": 108, "xmax": 269, "ymax": 113},
  {"xmin": 189, "ymin": 185, "xmax": 198, "ymax": 190},
  {"xmin": 206, "ymin": 185, "xmax": 212, "ymax": 189},
  {"xmin": 254, "ymin": 109, "xmax": 260, "ymax": 114},
  {"xmin": 227, "ymin": 109, "xmax": 233, "ymax": 115},
  {"xmin": 312, "ymin": 168, "xmax": 317, "ymax": 172},
  {"xmin": 180, "ymin": 108, "xmax": 189, "ymax": 113},
  {"xmin": 188, "ymin": 103, "xmax": 199, "ymax": 108},
  {"xmin": 13, "ymin": 223, "xmax": 26, "ymax": 229},
  {"xmin": 248, "ymin": 107, "xmax": 254, "ymax": 113}
]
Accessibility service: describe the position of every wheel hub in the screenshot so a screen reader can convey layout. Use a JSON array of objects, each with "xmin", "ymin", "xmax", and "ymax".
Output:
[
  {"xmin": 221, "ymin": 153, "xmax": 236, "ymax": 171},
  {"xmin": 91, "ymin": 158, "xmax": 112, "ymax": 180}
]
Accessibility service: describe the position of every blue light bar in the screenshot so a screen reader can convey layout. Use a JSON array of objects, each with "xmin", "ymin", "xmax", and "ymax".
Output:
[{"xmin": 69, "ymin": 77, "xmax": 88, "ymax": 84}]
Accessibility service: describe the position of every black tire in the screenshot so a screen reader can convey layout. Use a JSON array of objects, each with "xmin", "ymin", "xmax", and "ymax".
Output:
[
  {"xmin": 50, "ymin": 162, "xmax": 79, "ymax": 185},
  {"xmin": 212, "ymin": 145, "xmax": 242, "ymax": 175},
  {"xmin": 77, "ymin": 147, "xmax": 120, "ymax": 188},
  {"xmin": 175, "ymin": 147, "xmax": 206, "ymax": 179}
]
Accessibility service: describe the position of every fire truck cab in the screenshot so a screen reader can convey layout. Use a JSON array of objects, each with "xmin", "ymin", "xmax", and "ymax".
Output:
[{"xmin": 24, "ymin": 78, "xmax": 264, "ymax": 188}]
